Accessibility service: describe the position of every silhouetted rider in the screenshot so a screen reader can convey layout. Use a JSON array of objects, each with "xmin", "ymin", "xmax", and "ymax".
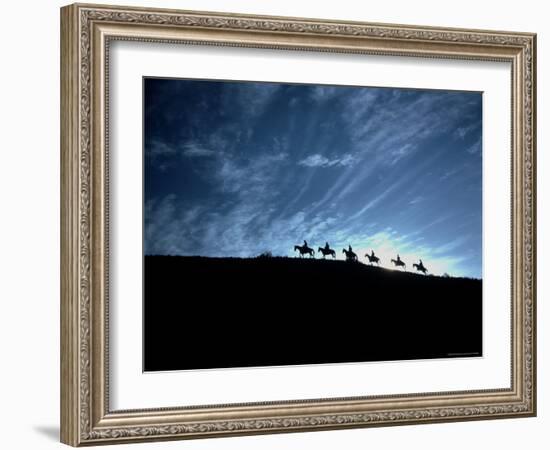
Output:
[
  {"xmin": 397, "ymin": 254, "xmax": 402, "ymax": 263},
  {"xmin": 325, "ymin": 242, "xmax": 330, "ymax": 250},
  {"xmin": 303, "ymin": 240, "xmax": 308, "ymax": 249},
  {"xmin": 348, "ymin": 244, "xmax": 353, "ymax": 253}
]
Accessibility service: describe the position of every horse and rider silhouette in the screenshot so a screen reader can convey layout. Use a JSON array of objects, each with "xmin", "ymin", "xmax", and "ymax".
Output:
[
  {"xmin": 391, "ymin": 254, "xmax": 406, "ymax": 270},
  {"xmin": 318, "ymin": 242, "xmax": 336, "ymax": 258},
  {"xmin": 342, "ymin": 244, "xmax": 358, "ymax": 262},
  {"xmin": 365, "ymin": 249, "xmax": 380, "ymax": 265},
  {"xmin": 294, "ymin": 240, "xmax": 315, "ymax": 258},
  {"xmin": 413, "ymin": 259, "xmax": 428, "ymax": 274}
]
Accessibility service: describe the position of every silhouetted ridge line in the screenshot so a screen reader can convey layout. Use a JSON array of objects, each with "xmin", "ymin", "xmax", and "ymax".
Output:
[{"xmin": 144, "ymin": 255, "xmax": 480, "ymax": 281}]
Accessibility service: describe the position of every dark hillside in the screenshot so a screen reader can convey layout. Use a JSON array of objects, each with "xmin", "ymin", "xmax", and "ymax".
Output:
[{"xmin": 144, "ymin": 255, "xmax": 482, "ymax": 371}]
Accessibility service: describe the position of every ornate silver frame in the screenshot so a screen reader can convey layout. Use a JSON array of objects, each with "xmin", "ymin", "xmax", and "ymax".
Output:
[{"xmin": 60, "ymin": 3, "xmax": 536, "ymax": 446}]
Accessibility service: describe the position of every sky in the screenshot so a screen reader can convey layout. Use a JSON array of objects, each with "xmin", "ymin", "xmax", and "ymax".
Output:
[{"xmin": 144, "ymin": 78, "xmax": 482, "ymax": 278}]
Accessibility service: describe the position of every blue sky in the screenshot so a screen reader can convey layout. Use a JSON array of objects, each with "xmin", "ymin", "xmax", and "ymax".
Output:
[{"xmin": 144, "ymin": 78, "xmax": 482, "ymax": 278}]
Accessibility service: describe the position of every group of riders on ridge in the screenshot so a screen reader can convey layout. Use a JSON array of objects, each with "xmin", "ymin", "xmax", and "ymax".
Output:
[{"xmin": 294, "ymin": 240, "xmax": 428, "ymax": 274}]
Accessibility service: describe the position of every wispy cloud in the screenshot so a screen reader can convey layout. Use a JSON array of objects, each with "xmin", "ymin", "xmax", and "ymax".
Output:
[
  {"xmin": 146, "ymin": 140, "xmax": 177, "ymax": 159},
  {"xmin": 389, "ymin": 144, "xmax": 415, "ymax": 166},
  {"xmin": 223, "ymin": 82, "xmax": 280, "ymax": 120},
  {"xmin": 440, "ymin": 167, "xmax": 462, "ymax": 181},
  {"xmin": 298, "ymin": 153, "xmax": 357, "ymax": 168},
  {"xmin": 309, "ymin": 85, "xmax": 338, "ymax": 103},
  {"xmin": 182, "ymin": 144, "xmax": 217, "ymax": 158},
  {"xmin": 145, "ymin": 140, "xmax": 218, "ymax": 160},
  {"xmin": 466, "ymin": 137, "xmax": 482, "ymax": 155},
  {"xmin": 431, "ymin": 235, "xmax": 469, "ymax": 255},
  {"xmin": 215, "ymin": 152, "xmax": 287, "ymax": 194},
  {"xmin": 455, "ymin": 123, "xmax": 479, "ymax": 139},
  {"xmin": 408, "ymin": 196, "xmax": 424, "ymax": 205}
]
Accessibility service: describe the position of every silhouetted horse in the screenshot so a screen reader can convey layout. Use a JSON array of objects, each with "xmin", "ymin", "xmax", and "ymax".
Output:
[
  {"xmin": 391, "ymin": 258, "xmax": 406, "ymax": 270},
  {"xmin": 413, "ymin": 262, "xmax": 428, "ymax": 274},
  {"xmin": 318, "ymin": 246, "xmax": 336, "ymax": 258},
  {"xmin": 342, "ymin": 248, "xmax": 358, "ymax": 262},
  {"xmin": 365, "ymin": 251, "xmax": 380, "ymax": 265},
  {"xmin": 294, "ymin": 244, "xmax": 315, "ymax": 258}
]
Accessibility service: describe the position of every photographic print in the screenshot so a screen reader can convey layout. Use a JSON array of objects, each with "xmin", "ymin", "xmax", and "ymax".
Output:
[{"xmin": 143, "ymin": 77, "xmax": 482, "ymax": 372}]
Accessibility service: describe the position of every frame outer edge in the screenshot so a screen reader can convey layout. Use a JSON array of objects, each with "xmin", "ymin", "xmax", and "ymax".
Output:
[
  {"xmin": 533, "ymin": 33, "xmax": 537, "ymax": 416},
  {"xmin": 61, "ymin": 4, "xmax": 81, "ymax": 447},
  {"xmin": 61, "ymin": 2, "xmax": 537, "ymax": 445},
  {"xmin": 529, "ymin": 33, "xmax": 536, "ymax": 416}
]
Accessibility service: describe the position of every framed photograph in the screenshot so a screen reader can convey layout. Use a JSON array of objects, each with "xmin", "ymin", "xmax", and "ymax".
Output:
[{"xmin": 60, "ymin": 3, "xmax": 536, "ymax": 446}]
